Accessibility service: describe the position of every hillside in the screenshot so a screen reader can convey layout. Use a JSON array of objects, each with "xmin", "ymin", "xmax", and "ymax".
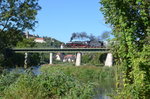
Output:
[{"xmin": 34, "ymin": 36, "xmax": 64, "ymax": 48}]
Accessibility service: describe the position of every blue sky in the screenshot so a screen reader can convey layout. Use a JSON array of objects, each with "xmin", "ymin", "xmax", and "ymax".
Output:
[{"xmin": 31, "ymin": 0, "xmax": 111, "ymax": 43}]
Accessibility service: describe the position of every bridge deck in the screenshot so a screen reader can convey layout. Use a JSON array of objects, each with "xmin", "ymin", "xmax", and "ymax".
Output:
[{"xmin": 12, "ymin": 48, "xmax": 110, "ymax": 53}]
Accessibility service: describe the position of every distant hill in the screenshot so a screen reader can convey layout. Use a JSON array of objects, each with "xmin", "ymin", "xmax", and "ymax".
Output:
[
  {"xmin": 34, "ymin": 36, "xmax": 64, "ymax": 48},
  {"xmin": 21, "ymin": 32, "xmax": 64, "ymax": 48}
]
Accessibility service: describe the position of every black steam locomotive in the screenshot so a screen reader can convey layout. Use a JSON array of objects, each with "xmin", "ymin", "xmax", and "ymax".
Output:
[{"xmin": 65, "ymin": 40, "xmax": 105, "ymax": 48}]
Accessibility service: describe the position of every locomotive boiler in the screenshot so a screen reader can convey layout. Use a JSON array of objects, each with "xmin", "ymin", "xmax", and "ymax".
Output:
[{"xmin": 65, "ymin": 40, "xmax": 104, "ymax": 48}]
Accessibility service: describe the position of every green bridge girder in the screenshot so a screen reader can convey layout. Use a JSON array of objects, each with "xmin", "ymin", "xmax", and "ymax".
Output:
[{"xmin": 12, "ymin": 48, "xmax": 110, "ymax": 53}]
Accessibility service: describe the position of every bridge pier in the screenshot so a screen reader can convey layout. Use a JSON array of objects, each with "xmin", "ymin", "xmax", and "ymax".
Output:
[
  {"xmin": 105, "ymin": 53, "xmax": 113, "ymax": 67},
  {"xmin": 24, "ymin": 52, "xmax": 28, "ymax": 68},
  {"xmin": 49, "ymin": 53, "xmax": 53, "ymax": 64},
  {"xmin": 75, "ymin": 52, "xmax": 81, "ymax": 66}
]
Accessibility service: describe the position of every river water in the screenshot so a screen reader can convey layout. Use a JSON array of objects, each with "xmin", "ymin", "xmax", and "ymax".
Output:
[
  {"xmin": 93, "ymin": 85, "xmax": 114, "ymax": 99},
  {"xmin": 7, "ymin": 66, "xmax": 115, "ymax": 99}
]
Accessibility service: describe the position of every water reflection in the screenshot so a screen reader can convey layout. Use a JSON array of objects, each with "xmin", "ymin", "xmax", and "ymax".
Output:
[
  {"xmin": 94, "ymin": 88, "xmax": 113, "ymax": 99},
  {"xmin": 30, "ymin": 66, "xmax": 41, "ymax": 75},
  {"xmin": 93, "ymin": 79, "xmax": 115, "ymax": 99},
  {"xmin": 7, "ymin": 66, "xmax": 41, "ymax": 75}
]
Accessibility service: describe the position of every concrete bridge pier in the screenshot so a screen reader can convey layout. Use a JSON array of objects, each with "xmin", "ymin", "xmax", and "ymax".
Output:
[
  {"xmin": 75, "ymin": 52, "xmax": 81, "ymax": 66},
  {"xmin": 24, "ymin": 52, "xmax": 28, "ymax": 68},
  {"xmin": 49, "ymin": 53, "xmax": 53, "ymax": 64},
  {"xmin": 105, "ymin": 53, "xmax": 113, "ymax": 67}
]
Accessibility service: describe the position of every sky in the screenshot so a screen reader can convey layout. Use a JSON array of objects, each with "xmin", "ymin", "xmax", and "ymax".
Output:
[{"xmin": 31, "ymin": 0, "xmax": 111, "ymax": 43}]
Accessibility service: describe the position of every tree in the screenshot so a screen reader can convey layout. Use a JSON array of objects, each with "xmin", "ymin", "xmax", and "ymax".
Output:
[
  {"xmin": 0, "ymin": 29, "xmax": 22, "ymax": 49},
  {"xmin": 16, "ymin": 38, "xmax": 35, "ymax": 48},
  {"xmin": 0, "ymin": 0, "xmax": 41, "ymax": 50},
  {"xmin": 100, "ymin": 0, "xmax": 150, "ymax": 98},
  {"xmin": 100, "ymin": 31, "xmax": 110, "ymax": 41},
  {"xmin": 1, "ymin": 38, "xmax": 40, "ymax": 68},
  {"xmin": 0, "ymin": 0, "xmax": 41, "ymax": 31},
  {"xmin": 0, "ymin": 0, "xmax": 41, "ymax": 67}
]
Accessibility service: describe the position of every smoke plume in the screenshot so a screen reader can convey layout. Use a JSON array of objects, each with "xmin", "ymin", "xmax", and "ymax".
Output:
[
  {"xmin": 70, "ymin": 32, "xmax": 100, "ymax": 41},
  {"xmin": 70, "ymin": 32, "xmax": 89, "ymax": 41}
]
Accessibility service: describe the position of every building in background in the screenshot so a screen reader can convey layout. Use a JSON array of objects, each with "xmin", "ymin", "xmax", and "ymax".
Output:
[
  {"xmin": 34, "ymin": 38, "xmax": 46, "ymax": 43},
  {"xmin": 63, "ymin": 54, "xmax": 76, "ymax": 62},
  {"xmin": 22, "ymin": 31, "xmax": 39, "ymax": 39}
]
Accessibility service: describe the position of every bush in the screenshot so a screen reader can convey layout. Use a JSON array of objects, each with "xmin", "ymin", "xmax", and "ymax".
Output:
[
  {"xmin": 0, "ymin": 70, "xmax": 21, "ymax": 92},
  {"xmin": 0, "ymin": 66, "xmax": 116, "ymax": 99},
  {"xmin": 0, "ymin": 68, "xmax": 94, "ymax": 99},
  {"xmin": 41, "ymin": 66, "xmax": 116, "ymax": 85},
  {"xmin": 41, "ymin": 66, "xmax": 116, "ymax": 98},
  {"xmin": 82, "ymin": 53, "xmax": 107, "ymax": 66}
]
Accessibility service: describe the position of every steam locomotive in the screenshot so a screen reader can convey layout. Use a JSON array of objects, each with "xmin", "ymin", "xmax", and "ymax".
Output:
[{"xmin": 65, "ymin": 40, "xmax": 105, "ymax": 48}]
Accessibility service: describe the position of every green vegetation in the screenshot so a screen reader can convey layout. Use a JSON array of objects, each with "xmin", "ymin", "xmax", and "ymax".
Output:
[
  {"xmin": 82, "ymin": 53, "xmax": 107, "ymax": 66},
  {"xmin": 16, "ymin": 38, "xmax": 36, "ymax": 48},
  {"xmin": 41, "ymin": 65, "xmax": 116, "ymax": 83},
  {"xmin": 100, "ymin": 0, "xmax": 150, "ymax": 98},
  {"xmin": 0, "ymin": 37, "xmax": 41, "ymax": 68},
  {"xmin": 0, "ymin": 0, "xmax": 41, "ymax": 50},
  {"xmin": 0, "ymin": 0, "xmax": 41, "ymax": 68},
  {"xmin": 0, "ymin": 66, "xmax": 115, "ymax": 99},
  {"xmin": 35, "ymin": 37, "xmax": 64, "ymax": 48}
]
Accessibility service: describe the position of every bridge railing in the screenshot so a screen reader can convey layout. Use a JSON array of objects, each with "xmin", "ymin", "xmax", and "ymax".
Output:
[{"xmin": 12, "ymin": 48, "xmax": 110, "ymax": 53}]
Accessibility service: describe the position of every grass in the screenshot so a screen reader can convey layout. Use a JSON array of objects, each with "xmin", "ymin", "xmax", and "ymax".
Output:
[
  {"xmin": 41, "ymin": 65, "xmax": 116, "ymax": 97},
  {"xmin": 41, "ymin": 65, "xmax": 116, "ymax": 83},
  {"xmin": 0, "ymin": 65, "xmax": 116, "ymax": 99}
]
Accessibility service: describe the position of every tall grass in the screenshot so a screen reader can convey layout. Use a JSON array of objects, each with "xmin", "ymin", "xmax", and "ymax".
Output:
[
  {"xmin": 41, "ymin": 65, "xmax": 116, "ymax": 83},
  {"xmin": 0, "ymin": 65, "xmax": 116, "ymax": 99},
  {"xmin": 41, "ymin": 65, "xmax": 116, "ymax": 97},
  {"xmin": 0, "ymin": 68, "xmax": 94, "ymax": 99}
]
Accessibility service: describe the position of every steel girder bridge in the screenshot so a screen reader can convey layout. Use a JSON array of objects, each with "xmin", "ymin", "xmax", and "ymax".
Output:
[
  {"xmin": 12, "ymin": 48, "xmax": 112, "ymax": 68},
  {"xmin": 12, "ymin": 48, "xmax": 110, "ymax": 53}
]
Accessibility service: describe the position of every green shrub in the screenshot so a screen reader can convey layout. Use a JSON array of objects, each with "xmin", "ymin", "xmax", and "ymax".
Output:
[
  {"xmin": 41, "ymin": 66, "xmax": 116, "ymax": 98},
  {"xmin": 1, "ymin": 68, "xmax": 94, "ymax": 99},
  {"xmin": 82, "ymin": 53, "xmax": 107, "ymax": 66},
  {"xmin": 0, "ymin": 66, "xmax": 116, "ymax": 99},
  {"xmin": 41, "ymin": 66, "xmax": 116, "ymax": 83},
  {"xmin": 0, "ymin": 70, "xmax": 21, "ymax": 92}
]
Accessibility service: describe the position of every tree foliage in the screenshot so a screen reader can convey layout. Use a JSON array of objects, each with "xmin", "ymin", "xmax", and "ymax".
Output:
[
  {"xmin": 0, "ymin": 0, "xmax": 41, "ymax": 49},
  {"xmin": 100, "ymin": 31, "xmax": 110, "ymax": 40},
  {"xmin": 0, "ymin": 0, "xmax": 41, "ymax": 67},
  {"xmin": 0, "ymin": 0, "xmax": 41, "ymax": 31},
  {"xmin": 100, "ymin": 0, "xmax": 150, "ymax": 98},
  {"xmin": 16, "ymin": 38, "xmax": 35, "ymax": 48},
  {"xmin": 0, "ymin": 29, "xmax": 23, "ymax": 50},
  {"xmin": 35, "ymin": 37, "xmax": 64, "ymax": 48}
]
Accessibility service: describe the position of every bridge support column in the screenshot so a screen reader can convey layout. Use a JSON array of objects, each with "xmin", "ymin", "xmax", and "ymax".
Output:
[
  {"xmin": 75, "ymin": 52, "xmax": 81, "ymax": 66},
  {"xmin": 24, "ymin": 52, "xmax": 28, "ymax": 68},
  {"xmin": 49, "ymin": 53, "xmax": 53, "ymax": 64},
  {"xmin": 105, "ymin": 53, "xmax": 113, "ymax": 67}
]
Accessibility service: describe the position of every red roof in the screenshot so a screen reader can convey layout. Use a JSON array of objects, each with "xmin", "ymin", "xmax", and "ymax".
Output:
[
  {"xmin": 35, "ymin": 38, "xmax": 44, "ymax": 40},
  {"xmin": 64, "ymin": 55, "xmax": 75, "ymax": 58}
]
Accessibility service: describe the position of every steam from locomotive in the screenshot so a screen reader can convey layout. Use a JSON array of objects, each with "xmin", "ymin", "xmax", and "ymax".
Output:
[
  {"xmin": 66, "ymin": 32, "xmax": 105, "ymax": 48},
  {"xmin": 70, "ymin": 32, "xmax": 89, "ymax": 41}
]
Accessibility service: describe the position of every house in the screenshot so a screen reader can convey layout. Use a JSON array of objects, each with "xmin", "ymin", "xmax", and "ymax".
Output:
[
  {"xmin": 55, "ymin": 53, "xmax": 76, "ymax": 62},
  {"xmin": 34, "ymin": 38, "xmax": 46, "ymax": 43},
  {"xmin": 55, "ymin": 53, "xmax": 64, "ymax": 61},
  {"xmin": 63, "ymin": 54, "xmax": 76, "ymax": 62}
]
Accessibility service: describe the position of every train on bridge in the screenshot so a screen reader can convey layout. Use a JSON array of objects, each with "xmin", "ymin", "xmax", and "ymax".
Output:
[{"xmin": 64, "ymin": 40, "xmax": 105, "ymax": 48}]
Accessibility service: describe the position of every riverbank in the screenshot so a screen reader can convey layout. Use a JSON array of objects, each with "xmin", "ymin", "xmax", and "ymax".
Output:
[
  {"xmin": 41, "ymin": 65, "xmax": 116, "ymax": 98},
  {"xmin": 0, "ymin": 65, "xmax": 116, "ymax": 99}
]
